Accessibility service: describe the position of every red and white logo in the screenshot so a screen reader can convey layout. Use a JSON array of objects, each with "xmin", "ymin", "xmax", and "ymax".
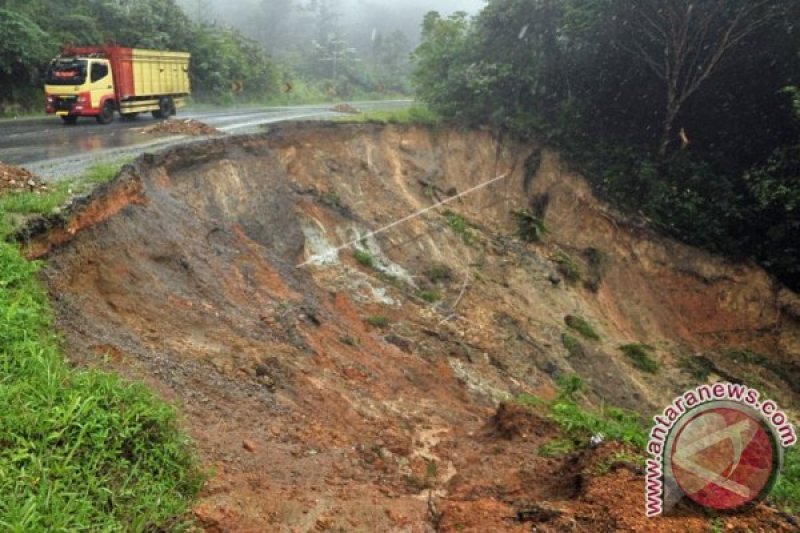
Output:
[{"xmin": 669, "ymin": 405, "xmax": 779, "ymax": 510}]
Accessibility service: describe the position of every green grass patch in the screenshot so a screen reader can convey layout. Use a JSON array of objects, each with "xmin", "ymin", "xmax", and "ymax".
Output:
[
  {"xmin": 425, "ymin": 263, "xmax": 453, "ymax": 283},
  {"xmin": 339, "ymin": 335, "xmax": 360, "ymax": 346},
  {"xmin": 772, "ymin": 446, "xmax": 800, "ymax": 514},
  {"xmin": 561, "ymin": 333, "xmax": 583, "ymax": 358},
  {"xmin": 419, "ymin": 290, "xmax": 442, "ymax": 303},
  {"xmin": 513, "ymin": 209, "xmax": 547, "ymax": 243},
  {"xmin": 0, "ymin": 161, "xmax": 128, "ymax": 232},
  {"xmin": 443, "ymin": 210, "xmax": 475, "ymax": 244},
  {"xmin": 514, "ymin": 377, "xmax": 647, "ymax": 450},
  {"xmin": 538, "ymin": 438, "xmax": 577, "ymax": 457},
  {"xmin": 679, "ymin": 355, "xmax": 714, "ymax": 381},
  {"xmin": 552, "ymin": 251, "xmax": 581, "ymax": 282},
  {"xmin": 353, "ymin": 249, "xmax": 375, "ymax": 268},
  {"xmin": 0, "ymin": 238, "xmax": 204, "ymax": 530},
  {"xmin": 333, "ymin": 105, "xmax": 440, "ymax": 126},
  {"xmin": 366, "ymin": 315, "xmax": 389, "ymax": 328},
  {"xmin": 619, "ymin": 343, "xmax": 659, "ymax": 374},
  {"xmin": 564, "ymin": 315, "xmax": 600, "ymax": 341}
]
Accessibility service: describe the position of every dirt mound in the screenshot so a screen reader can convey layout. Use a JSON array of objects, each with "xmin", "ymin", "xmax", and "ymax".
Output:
[
  {"xmin": 331, "ymin": 103, "xmax": 361, "ymax": 114},
  {"xmin": 140, "ymin": 118, "xmax": 220, "ymax": 136},
  {"xmin": 0, "ymin": 162, "xmax": 48, "ymax": 195},
  {"xmin": 23, "ymin": 123, "xmax": 800, "ymax": 531}
]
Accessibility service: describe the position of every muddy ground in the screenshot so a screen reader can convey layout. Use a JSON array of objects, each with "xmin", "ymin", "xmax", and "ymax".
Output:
[{"xmin": 22, "ymin": 123, "xmax": 800, "ymax": 531}]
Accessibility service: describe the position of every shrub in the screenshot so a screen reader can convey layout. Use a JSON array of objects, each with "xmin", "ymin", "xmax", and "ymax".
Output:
[
  {"xmin": 619, "ymin": 343, "xmax": 659, "ymax": 374},
  {"xmin": 444, "ymin": 210, "xmax": 474, "ymax": 244},
  {"xmin": 419, "ymin": 290, "xmax": 442, "ymax": 303},
  {"xmin": 552, "ymin": 251, "xmax": 581, "ymax": 283},
  {"xmin": 561, "ymin": 333, "xmax": 583, "ymax": 358},
  {"xmin": 564, "ymin": 315, "xmax": 600, "ymax": 341},
  {"xmin": 366, "ymin": 315, "xmax": 389, "ymax": 328},
  {"xmin": 513, "ymin": 209, "xmax": 547, "ymax": 243},
  {"xmin": 353, "ymin": 249, "xmax": 374, "ymax": 268}
]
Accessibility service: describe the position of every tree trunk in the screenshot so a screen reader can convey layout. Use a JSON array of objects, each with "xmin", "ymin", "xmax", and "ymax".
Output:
[{"xmin": 659, "ymin": 92, "xmax": 679, "ymax": 159}]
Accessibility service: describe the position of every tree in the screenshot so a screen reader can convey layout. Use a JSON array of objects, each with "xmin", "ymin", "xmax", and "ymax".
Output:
[{"xmin": 621, "ymin": 0, "xmax": 785, "ymax": 157}]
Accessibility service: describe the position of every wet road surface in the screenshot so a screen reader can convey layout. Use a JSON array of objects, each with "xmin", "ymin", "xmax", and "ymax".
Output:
[{"xmin": 0, "ymin": 100, "xmax": 411, "ymax": 179}]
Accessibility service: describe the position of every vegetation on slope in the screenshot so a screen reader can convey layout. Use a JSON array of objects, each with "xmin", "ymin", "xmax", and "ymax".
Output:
[
  {"xmin": 412, "ymin": 0, "xmax": 800, "ymax": 291},
  {"xmin": 0, "ymin": 169, "xmax": 203, "ymax": 530}
]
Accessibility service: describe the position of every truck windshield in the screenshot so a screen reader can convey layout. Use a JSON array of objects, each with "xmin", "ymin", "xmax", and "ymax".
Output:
[{"xmin": 45, "ymin": 59, "xmax": 88, "ymax": 85}]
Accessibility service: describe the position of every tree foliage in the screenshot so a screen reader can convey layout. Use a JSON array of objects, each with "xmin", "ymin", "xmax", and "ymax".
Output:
[
  {"xmin": 1, "ymin": 0, "xmax": 281, "ymax": 105},
  {"xmin": 413, "ymin": 0, "xmax": 800, "ymax": 290}
]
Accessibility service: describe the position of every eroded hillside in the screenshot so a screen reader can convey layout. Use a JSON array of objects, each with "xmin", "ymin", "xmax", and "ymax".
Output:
[{"xmin": 23, "ymin": 123, "xmax": 800, "ymax": 531}]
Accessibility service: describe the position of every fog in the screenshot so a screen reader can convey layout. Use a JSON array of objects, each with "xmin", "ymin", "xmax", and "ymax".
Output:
[{"xmin": 177, "ymin": 0, "xmax": 486, "ymax": 57}]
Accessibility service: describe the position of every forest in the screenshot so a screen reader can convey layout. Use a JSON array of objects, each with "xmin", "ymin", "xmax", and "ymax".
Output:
[
  {"xmin": 413, "ymin": 0, "xmax": 800, "ymax": 291},
  {"xmin": 0, "ymin": 0, "xmax": 416, "ymax": 109}
]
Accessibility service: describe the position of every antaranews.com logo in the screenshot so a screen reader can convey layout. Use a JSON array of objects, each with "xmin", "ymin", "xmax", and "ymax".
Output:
[{"xmin": 645, "ymin": 382, "xmax": 797, "ymax": 517}]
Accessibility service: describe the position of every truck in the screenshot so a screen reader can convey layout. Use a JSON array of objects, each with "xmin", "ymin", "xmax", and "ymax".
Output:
[{"xmin": 44, "ymin": 45, "xmax": 191, "ymax": 125}]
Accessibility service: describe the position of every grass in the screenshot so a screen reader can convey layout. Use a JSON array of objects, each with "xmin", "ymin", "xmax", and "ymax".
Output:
[
  {"xmin": 0, "ymin": 161, "xmax": 127, "ymax": 232},
  {"xmin": 339, "ymin": 335, "xmax": 360, "ymax": 346},
  {"xmin": 419, "ymin": 290, "xmax": 442, "ymax": 303},
  {"xmin": 619, "ymin": 343, "xmax": 660, "ymax": 374},
  {"xmin": 552, "ymin": 251, "xmax": 581, "ymax": 283},
  {"xmin": 564, "ymin": 315, "xmax": 600, "ymax": 341},
  {"xmin": 443, "ymin": 210, "xmax": 475, "ymax": 244},
  {"xmin": 366, "ymin": 315, "xmax": 389, "ymax": 328},
  {"xmin": 333, "ymin": 105, "xmax": 440, "ymax": 126},
  {"xmin": 513, "ymin": 209, "xmax": 547, "ymax": 243},
  {"xmin": 583, "ymin": 247, "xmax": 606, "ymax": 292},
  {"xmin": 772, "ymin": 446, "xmax": 800, "ymax": 514},
  {"xmin": 679, "ymin": 355, "xmax": 714, "ymax": 381},
  {"xmin": 353, "ymin": 249, "xmax": 375, "ymax": 268},
  {"xmin": 0, "ymin": 231, "xmax": 204, "ymax": 530},
  {"xmin": 425, "ymin": 264, "xmax": 453, "ymax": 283},
  {"xmin": 561, "ymin": 333, "xmax": 583, "ymax": 357},
  {"xmin": 538, "ymin": 438, "xmax": 577, "ymax": 457},
  {"xmin": 514, "ymin": 376, "xmax": 648, "ymax": 450}
]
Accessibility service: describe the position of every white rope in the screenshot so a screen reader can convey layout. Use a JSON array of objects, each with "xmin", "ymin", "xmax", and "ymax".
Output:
[{"xmin": 296, "ymin": 172, "xmax": 509, "ymax": 268}]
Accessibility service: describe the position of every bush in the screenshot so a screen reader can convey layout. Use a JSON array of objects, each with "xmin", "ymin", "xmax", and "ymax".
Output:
[
  {"xmin": 561, "ymin": 333, "xmax": 583, "ymax": 358},
  {"xmin": 513, "ymin": 209, "xmax": 547, "ymax": 243},
  {"xmin": 552, "ymin": 251, "xmax": 581, "ymax": 283},
  {"xmin": 366, "ymin": 315, "xmax": 389, "ymax": 328},
  {"xmin": 619, "ymin": 343, "xmax": 659, "ymax": 374},
  {"xmin": 564, "ymin": 315, "xmax": 600, "ymax": 341},
  {"xmin": 353, "ymin": 249, "xmax": 374, "ymax": 268}
]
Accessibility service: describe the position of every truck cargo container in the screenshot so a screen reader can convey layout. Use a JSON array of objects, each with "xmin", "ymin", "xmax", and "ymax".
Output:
[{"xmin": 44, "ymin": 45, "xmax": 191, "ymax": 125}]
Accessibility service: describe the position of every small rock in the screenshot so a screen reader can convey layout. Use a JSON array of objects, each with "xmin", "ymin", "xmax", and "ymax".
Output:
[
  {"xmin": 548, "ymin": 272, "xmax": 562, "ymax": 285},
  {"xmin": 242, "ymin": 439, "xmax": 257, "ymax": 452}
]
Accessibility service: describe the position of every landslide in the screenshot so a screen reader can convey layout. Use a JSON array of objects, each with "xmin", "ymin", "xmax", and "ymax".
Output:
[{"xmin": 23, "ymin": 123, "xmax": 800, "ymax": 531}]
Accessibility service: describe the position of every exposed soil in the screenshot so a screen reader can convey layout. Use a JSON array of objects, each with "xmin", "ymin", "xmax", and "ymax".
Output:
[
  {"xmin": 23, "ymin": 123, "xmax": 800, "ymax": 531},
  {"xmin": 140, "ymin": 118, "xmax": 221, "ymax": 136},
  {"xmin": 331, "ymin": 103, "xmax": 361, "ymax": 114},
  {"xmin": 0, "ymin": 161, "xmax": 48, "ymax": 195}
]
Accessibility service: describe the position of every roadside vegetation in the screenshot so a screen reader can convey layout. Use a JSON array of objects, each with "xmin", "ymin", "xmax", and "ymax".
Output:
[
  {"xmin": 333, "ymin": 105, "xmax": 440, "ymax": 126},
  {"xmin": 412, "ymin": 1, "xmax": 800, "ymax": 293},
  {"xmin": 0, "ymin": 161, "xmax": 126, "ymax": 233},
  {"xmin": 0, "ymin": 163, "xmax": 204, "ymax": 529}
]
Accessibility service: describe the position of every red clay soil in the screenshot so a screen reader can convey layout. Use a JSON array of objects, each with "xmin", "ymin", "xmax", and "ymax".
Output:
[
  {"xmin": 140, "ymin": 118, "xmax": 221, "ymax": 136},
  {"xmin": 25, "ymin": 123, "xmax": 800, "ymax": 531},
  {"xmin": 0, "ymin": 162, "xmax": 48, "ymax": 195}
]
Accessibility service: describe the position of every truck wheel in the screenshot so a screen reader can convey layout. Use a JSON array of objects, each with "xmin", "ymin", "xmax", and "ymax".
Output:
[
  {"xmin": 96, "ymin": 101, "xmax": 115, "ymax": 124},
  {"xmin": 120, "ymin": 112, "xmax": 139, "ymax": 121},
  {"xmin": 152, "ymin": 97, "xmax": 173, "ymax": 119},
  {"xmin": 61, "ymin": 115, "xmax": 78, "ymax": 125}
]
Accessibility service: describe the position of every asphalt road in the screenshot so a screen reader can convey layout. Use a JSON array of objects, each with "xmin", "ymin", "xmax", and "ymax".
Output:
[{"xmin": 0, "ymin": 100, "xmax": 411, "ymax": 180}]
